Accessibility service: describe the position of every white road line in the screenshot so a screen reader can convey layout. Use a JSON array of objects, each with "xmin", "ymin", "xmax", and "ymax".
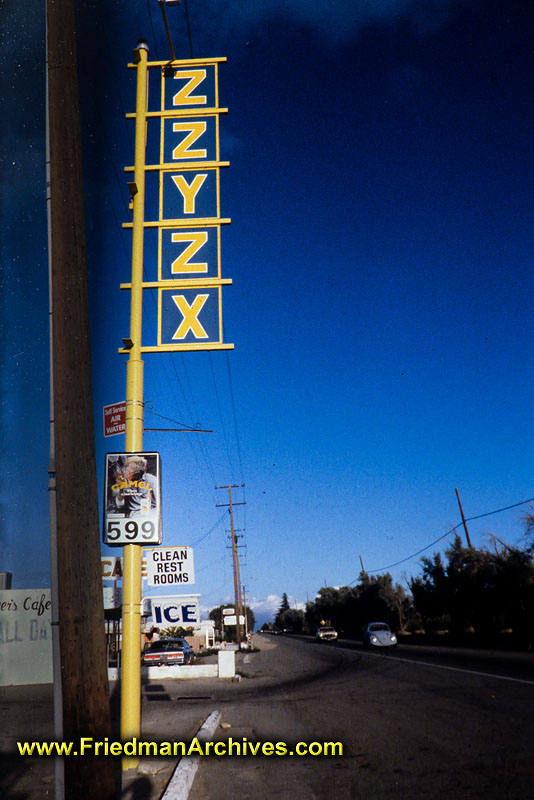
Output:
[
  {"xmin": 359, "ymin": 649, "xmax": 534, "ymax": 686},
  {"xmin": 161, "ymin": 710, "xmax": 221, "ymax": 800}
]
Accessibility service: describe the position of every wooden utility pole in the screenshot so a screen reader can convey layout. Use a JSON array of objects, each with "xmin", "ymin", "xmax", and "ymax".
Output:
[
  {"xmin": 242, "ymin": 584, "xmax": 249, "ymax": 640},
  {"xmin": 454, "ymin": 488, "xmax": 472, "ymax": 548},
  {"xmin": 47, "ymin": 0, "xmax": 115, "ymax": 796},
  {"xmin": 216, "ymin": 485, "xmax": 246, "ymax": 647}
]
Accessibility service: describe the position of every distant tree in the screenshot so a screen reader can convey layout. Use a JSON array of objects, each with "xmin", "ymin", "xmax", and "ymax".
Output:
[
  {"xmin": 244, "ymin": 606, "xmax": 256, "ymax": 633},
  {"xmin": 274, "ymin": 593, "xmax": 291, "ymax": 628},
  {"xmin": 278, "ymin": 607, "xmax": 305, "ymax": 633},
  {"xmin": 158, "ymin": 626, "xmax": 194, "ymax": 639},
  {"xmin": 313, "ymin": 586, "xmax": 343, "ymax": 630},
  {"xmin": 410, "ymin": 535, "xmax": 534, "ymax": 643},
  {"xmin": 357, "ymin": 572, "xmax": 401, "ymax": 630},
  {"xmin": 521, "ymin": 504, "xmax": 534, "ymax": 554},
  {"xmin": 209, "ymin": 604, "xmax": 255, "ymax": 642},
  {"xmin": 304, "ymin": 600, "xmax": 320, "ymax": 633},
  {"xmin": 410, "ymin": 552, "xmax": 450, "ymax": 632},
  {"xmin": 209, "ymin": 604, "xmax": 234, "ymax": 631},
  {"xmin": 304, "ymin": 575, "xmax": 414, "ymax": 637}
]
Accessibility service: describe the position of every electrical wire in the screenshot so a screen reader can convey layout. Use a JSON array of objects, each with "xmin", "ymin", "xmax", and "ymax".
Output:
[
  {"xmin": 146, "ymin": 0, "xmax": 160, "ymax": 61},
  {"xmin": 196, "ymin": 555, "xmax": 227, "ymax": 573},
  {"xmin": 209, "ymin": 352, "xmax": 235, "ymax": 484},
  {"xmin": 183, "ymin": 0, "xmax": 194, "ymax": 59},
  {"xmin": 143, "ymin": 402, "xmax": 204, "ymax": 431},
  {"xmin": 190, "ymin": 510, "xmax": 228, "ymax": 547},
  {"xmin": 348, "ymin": 495, "xmax": 534, "ymax": 582},
  {"xmin": 225, "ymin": 354, "xmax": 244, "ymax": 477}
]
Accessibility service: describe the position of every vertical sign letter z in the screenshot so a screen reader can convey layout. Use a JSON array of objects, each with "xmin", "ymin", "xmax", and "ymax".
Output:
[{"xmin": 173, "ymin": 70, "xmax": 207, "ymax": 106}]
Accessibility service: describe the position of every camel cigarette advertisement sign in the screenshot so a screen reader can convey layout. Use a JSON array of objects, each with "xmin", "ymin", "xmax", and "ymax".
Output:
[{"xmin": 103, "ymin": 452, "xmax": 162, "ymax": 545}]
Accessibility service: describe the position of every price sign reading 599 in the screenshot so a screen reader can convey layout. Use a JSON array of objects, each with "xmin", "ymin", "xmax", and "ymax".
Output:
[{"xmin": 103, "ymin": 452, "xmax": 162, "ymax": 546}]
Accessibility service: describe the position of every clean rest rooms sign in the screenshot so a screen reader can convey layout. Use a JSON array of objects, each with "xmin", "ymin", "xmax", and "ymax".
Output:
[{"xmin": 143, "ymin": 546, "xmax": 195, "ymax": 586}]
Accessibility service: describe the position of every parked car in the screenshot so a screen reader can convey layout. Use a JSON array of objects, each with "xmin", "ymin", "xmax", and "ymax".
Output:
[
  {"xmin": 363, "ymin": 622, "xmax": 397, "ymax": 648},
  {"xmin": 315, "ymin": 626, "xmax": 338, "ymax": 641},
  {"xmin": 142, "ymin": 638, "xmax": 194, "ymax": 666}
]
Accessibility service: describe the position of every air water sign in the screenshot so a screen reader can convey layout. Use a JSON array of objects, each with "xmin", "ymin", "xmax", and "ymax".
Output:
[
  {"xmin": 103, "ymin": 401, "xmax": 126, "ymax": 437},
  {"xmin": 144, "ymin": 546, "xmax": 195, "ymax": 586},
  {"xmin": 123, "ymin": 58, "xmax": 233, "ymax": 353}
]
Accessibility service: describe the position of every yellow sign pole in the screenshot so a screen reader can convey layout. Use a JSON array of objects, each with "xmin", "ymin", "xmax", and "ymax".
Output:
[{"xmin": 121, "ymin": 40, "xmax": 149, "ymax": 769}]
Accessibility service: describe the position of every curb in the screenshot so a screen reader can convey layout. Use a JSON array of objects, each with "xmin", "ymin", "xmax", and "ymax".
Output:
[
  {"xmin": 108, "ymin": 664, "xmax": 219, "ymax": 681},
  {"xmin": 160, "ymin": 710, "xmax": 221, "ymax": 800}
]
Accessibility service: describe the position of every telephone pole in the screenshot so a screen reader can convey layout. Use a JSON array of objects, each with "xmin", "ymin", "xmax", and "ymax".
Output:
[
  {"xmin": 454, "ymin": 488, "xmax": 472, "ymax": 548},
  {"xmin": 242, "ymin": 584, "xmax": 249, "ymax": 640},
  {"xmin": 216, "ymin": 485, "xmax": 246, "ymax": 647},
  {"xmin": 46, "ymin": 0, "xmax": 114, "ymax": 796}
]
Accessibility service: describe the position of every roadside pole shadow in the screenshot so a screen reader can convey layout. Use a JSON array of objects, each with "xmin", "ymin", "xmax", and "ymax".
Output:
[
  {"xmin": 120, "ymin": 776, "xmax": 153, "ymax": 799},
  {"xmin": 110, "ymin": 680, "xmax": 122, "ymax": 738},
  {"xmin": 0, "ymin": 751, "xmax": 47, "ymax": 800},
  {"xmin": 0, "ymin": 753, "xmax": 37, "ymax": 800},
  {"xmin": 144, "ymin": 684, "xmax": 172, "ymax": 702}
]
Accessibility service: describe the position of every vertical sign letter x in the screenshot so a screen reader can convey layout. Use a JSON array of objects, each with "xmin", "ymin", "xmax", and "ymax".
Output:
[{"xmin": 171, "ymin": 294, "xmax": 209, "ymax": 339}]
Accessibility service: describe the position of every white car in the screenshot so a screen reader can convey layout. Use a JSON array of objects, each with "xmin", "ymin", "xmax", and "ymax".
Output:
[
  {"xmin": 363, "ymin": 622, "xmax": 397, "ymax": 648},
  {"xmin": 315, "ymin": 626, "xmax": 338, "ymax": 641}
]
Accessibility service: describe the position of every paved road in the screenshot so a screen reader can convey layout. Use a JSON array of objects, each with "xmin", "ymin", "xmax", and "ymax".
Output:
[
  {"xmin": 190, "ymin": 634, "xmax": 534, "ymax": 800},
  {"xmin": 2, "ymin": 636, "xmax": 533, "ymax": 799}
]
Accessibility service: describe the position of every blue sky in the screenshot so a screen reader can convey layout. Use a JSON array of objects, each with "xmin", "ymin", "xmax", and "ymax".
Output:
[{"xmin": 2, "ymin": 0, "xmax": 533, "ymax": 626}]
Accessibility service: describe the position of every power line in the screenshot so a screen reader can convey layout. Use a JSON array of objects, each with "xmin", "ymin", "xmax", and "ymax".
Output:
[
  {"xmin": 190, "ymin": 510, "xmax": 228, "ymax": 547},
  {"xmin": 225, "ymin": 351, "xmax": 246, "ymax": 487},
  {"xmin": 209, "ymin": 352, "xmax": 235, "ymax": 484},
  {"xmin": 349, "ymin": 495, "xmax": 534, "ymax": 582},
  {"xmin": 462, "ymin": 496, "xmax": 534, "ymax": 523},
  {"xmin": 146, "ymin": 0, "xmax": 160, "ymax": 61},
  {"xmin": 143, "ymin": 401, "xmax": 208, "ymax": 431},
  {"xmin": 183, "ymin": 0, "xmax": 194, "ymax": 58},
  {"xmin": 196, "ymin": 555, "xmax": 226, "ymax": 573}
]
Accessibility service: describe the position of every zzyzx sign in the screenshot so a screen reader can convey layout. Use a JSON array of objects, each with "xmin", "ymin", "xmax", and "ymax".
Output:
[
  {"xmin": 145, "ymin": 595, "xmax": 199, "ymax": 626},
  {"xmin": 144, "ymin": 547, "xmax": 195, "ymax": 586},
  {"xmin": 122, "ymin": 58, "xmax": 233, "ymax": 353}
]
